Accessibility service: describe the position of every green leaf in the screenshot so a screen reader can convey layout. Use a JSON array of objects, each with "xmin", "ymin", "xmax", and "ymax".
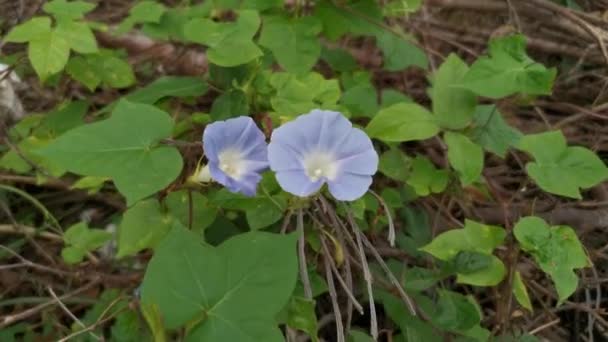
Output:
[
  {"xmin": 381, "ymin": 89, "xmax": 413, "ymax": 108},
  {"xmin": 406, "ymin": 155, "xmax": 449, "ymax": 196},
  {"xmin": 378, "ymin": 149, "xmax": 411, "ymax": 182},
  {"xmin": 117, "ymin": 199, "xmax": 173, "ymax": 258},
  {"xmin": 366, "ymin": 103, "xmax": 440, "ymax": 142},
  {"xmin": 34, "ymin": 100, "xmax": 88, "ymax": 139},
  {"xmin": 421, "ymin": 220, "xmax": 505, "ymax": 260},
  {"xmin": 470, "ymin": 105, "xmax": 522, "ymax": 157},
  {"xmin": 321, "ymin": 46, "xmax": 358, "ymax": 72},
  {"xmin": 37, "ymin": 100, "xmax": 183, "ymax": 205},
  {"xmin": 55, "ymin": 20, "xmax": 98, "ymax": 54},
  {"xmin": 259, "ymin": 16, "xmax": 322, "ymax": 74},
  {"xmin": 71, "ymin": 52, "xmax": 136, "ymax": 91},
  {"xmin": 376, "ymin": 30, "xmax": 427, "ymax": 71},
  {"xmin": 444, "ymin": 132, "xmax": 484, "ymax": 186},
  {"xmin": 461, "ymin": 35, "xmax": 556, "ymax": 98},
  {"xmin": 455, "ymin": 254, "xmax": 506, "ymax": 287},
  {"xmin": 210, "ymin": 89, "xmax": 249, "ymax": 121},
  {"xmin": 4, "ymin": 17, "xmax": 52, "ymax": 43},
  {"xmin": 270, "ymin": 72, "xmax": 341, "ymax": 118},
  {"xmin": 141, "ymin": 226, "xmax": 298, "ymax": 342},
  {"xmin": 421, "ymin": 220, "xmax": 506, "ymax": 286},
  {"xmin": 165, "ymin": 191, "xmax": 217, "ymax": 234},
  {"xmin": 430, "ymin": 54, "xmax": 476, "ymax": 129},
  {"xmin": 340, "ymin": 82, "xmax": 379, "ymax": 118},
  {"xmin": 315, "ymin": 0, "xmax": 382, "ymax": 40},
  {"xmin": 184, "ymin": 10, "xmax": 262, "ymax": 67},
  {"xmin": 66, "ymin": 56, "xmax": 101, "ymax": 90},
  {"xmin": 43, "ymin": 0, "xmax": 96, "ymax": 20},
  {"xmin": 124, "ymin": 76, "xmax": 207, "ymax": 106},
  {"xmin": 246, "ymin": 197, "xmax": 285, "ymax": 230},
  {"xmin": 349, "ymin": 330, "xmax": 375, "ymax": 342},
  {"xmin": 117, "ymin": 1, "xmax": 167, "ymax": 34},
  {"xmin": 433, "ymin": 290, "xmax": 481, "ymax": 332},
  {"xmin": 514, "ymin": 216, "xmax": 588, "ymax": 302},
  {"xmin": 29, "ymin": 29, "xmax": 71, "ymax": 81},
  {"xmin": 285, "ymin": 297, "xmax": 319, "ymax": 342},
  {"xmin": 512, "ymin": 271, "xmax": 532, "ymax": 311},
  {"xmin": 519, "ymin": 131, "xmax": 608, "ymax": 198},
  {"xmin": 61, "ymin": 222, "xmax": 111, "ymax": 264}
]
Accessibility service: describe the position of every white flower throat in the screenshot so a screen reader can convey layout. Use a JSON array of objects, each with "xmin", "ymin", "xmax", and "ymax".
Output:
[
  {"xmin": 303, "ymin": 151, "xmax": 338, "ymax": 182},
  {"xmin": 218, "ymin": 148, "xmax": 246, "ymax": 180}
]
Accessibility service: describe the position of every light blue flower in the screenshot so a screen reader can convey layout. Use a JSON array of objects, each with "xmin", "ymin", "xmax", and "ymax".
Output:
[
  {"xmin": 268, "ymin": 110, "xmax": 378, "ymax": 201},
  {"xmin": 202, "ymin": 116, "xmax": 268, "ymax": 196}
]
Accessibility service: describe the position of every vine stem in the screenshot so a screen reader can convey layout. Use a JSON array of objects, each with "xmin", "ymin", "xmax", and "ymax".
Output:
[{"xmin": 324, "ymin": 252, "xmax": 345, "ymax": 342}]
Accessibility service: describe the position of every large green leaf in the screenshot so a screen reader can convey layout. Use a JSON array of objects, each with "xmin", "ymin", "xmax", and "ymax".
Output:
[
  {"xmin": 514, "ymin": 216, "xmax": 589, "ymax": 302},
  {"xmin": 141, "ymin": 226, "xmax": 298, "ymax": 342},
  {"xmin": 117, "ymin": 199, "xmax": 173, "ymax": 258},
  {"xmin": 37, "ymin": 100, "xmax": 183, "ymax": 205},
  {"xmin": 315, "ymin": 0, "xmax": 382, "ymax": 40},
  {"xmin": 519, "ymin": 131, "xmax": 608, "ymax": 198},
  {"xmin": 430, "ymin": 54, "xmax": 476, "ymax": 129},
  {"xmin": 126, "ymin": 76, "xmax": 208, "ymax": 104},
  {"xmin": 259, "ymin": 16, "xmax": 322, "ymax": 74},
  {"xmin": 470, "ymin": 105, "xmax": 522, "ymax": 157},
  {"xmin": 461, "ymin": 35, "xmax": 556, "ymax": 98},
  {"xmin": 184, "ymin": 10, "xmax": 262, "ymax": 67},
  {"xmin": 366, "ymin": 103, "xmax": 440, "ymax": 142},
  {"xmin": 432, "ymin": 290, "xmax": 481, "ymax": 332},
  {"xmin": 444, "ymin": 132, "xmax": 484, "ymax": 186},
  {"xmin": 378, "ymin": 149, "xmax": 411, "ymax": 182}
]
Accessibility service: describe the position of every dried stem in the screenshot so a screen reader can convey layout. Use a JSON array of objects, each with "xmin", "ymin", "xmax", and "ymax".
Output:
[
  {"xmin": 324, "ymin": 252, "xmax": 345, "ymax": 342},
  {"xmin": 297, "ymin": 209, "xmax": 313, "ymax": 300}
]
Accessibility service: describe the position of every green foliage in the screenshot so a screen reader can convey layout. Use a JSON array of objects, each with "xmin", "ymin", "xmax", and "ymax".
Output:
[
  {"xmin": 4, "ymin": 1, "xmax": 605, "ymax": 339},
  {"xmin": 61, "ymin": 222, "xmax": 112, "ymax": 264},
  {"xmin": 260, "ymin": 16, "xmax": 322, "ymax": 74},
  {"xmin": 470, "ymin": 105, "xmax": 522, "ymax": 157},
  {"xmin": 67, "ymin": 52, "xmax": 135, "ymax": 91},
  {"xmin": 421, "ymin": 220, "xmax": 506, "ymax": 286},
  {"xmin": 117, "ymin": 199, "xmax": 173, "ymax": 258},
  {"xmin": 431, "ymin": 54, "xmax": 477, "ymax": 129},
  {"xmin": 444, "ymin": 132, "xmax": 484, "ymax": 186},
  {"xmin": 514, "ymin": 216, "xmax": 589, "ymax": 302},
  {"xmin": 5, "ymin": 0, "xmax": 99, "ymax": 81},
  {"xmin": 406, "ymin": 155, "xmax": 449, "ymax": 196},
  {"xmin": 118, "ymin": 1, "xmax": 167, "ymax": 34},
  {"xmin": 378, "ymin": 149, "xmax": 410, "ymax": 182},
  {"xmin": 38, "ymin": 100, "xmax": 183, "ymax": 205},
  {"xmin": 141, "ymin": 226, "xmax": 298, "ymax": 341},
  {"xmin": 184, "ymin": 10, "xmax": 262, "ymax": 67},
  {"xmin": 270, "ymin": 72, "xmax": 341, "ymax": 118},
  {"xmin": 461, "ymin": 35, "xmax": 556, "ymax": 98},
  {"xmin": 366, "ymin": 103, "xmax": 440, "ymax": 142},
  {"xmin": 518, "ymin": 131, "xmax": 608, "ymax": 198}
]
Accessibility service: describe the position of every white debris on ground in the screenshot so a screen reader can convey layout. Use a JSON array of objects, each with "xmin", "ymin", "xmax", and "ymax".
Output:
[{"xmin": 0, "ymin": 63, "xmax": 24, "ymax": 124}]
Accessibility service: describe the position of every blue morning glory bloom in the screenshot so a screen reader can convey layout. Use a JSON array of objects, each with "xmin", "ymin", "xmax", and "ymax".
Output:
[
  {"xmin": 202, "ymin": 116, "xmax": 268, "ymax": 196},
  {"xmin": 268, "ymin": 110, "xmax": 378, "ymax": 201}
]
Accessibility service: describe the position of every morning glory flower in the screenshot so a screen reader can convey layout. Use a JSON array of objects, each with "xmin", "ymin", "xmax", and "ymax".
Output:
[
  {"xmin": 202, "ymin": 116, "xmax": 268, "ymax": 196},
  {"xmin": 268, "ymin": 110, "xmax": 378, "ymax": 201}
]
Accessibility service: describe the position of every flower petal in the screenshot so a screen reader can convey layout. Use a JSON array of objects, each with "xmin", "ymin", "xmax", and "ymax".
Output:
[
  {"xmin": 202, "ymin": 116, "xmax": 268, "ymax": 196},
  {"xmin": 335, "ymin": 129, "xmax": 379, "ymax": 175},
  {"xmin": 268, "ymin": 142, "xmax": 304, "ymax": 172},
  {"xmin": 275, "ymin": 170, "xmax": 324, "ymax": 197},
  {"xmin": 328, "ymin": 174, "xmax": 373, "ymax": 201}
]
